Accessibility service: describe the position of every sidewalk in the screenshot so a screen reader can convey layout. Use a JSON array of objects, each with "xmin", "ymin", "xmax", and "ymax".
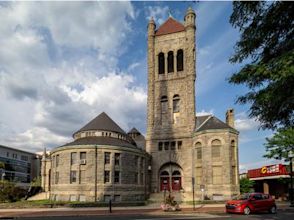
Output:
[
  {"xmin": 0, "ymin": 203, "xmax": 226, "ymax": 218},
  {"xmin": 0, "ymin": 202, "xmax": 292, "ymax": 218}
]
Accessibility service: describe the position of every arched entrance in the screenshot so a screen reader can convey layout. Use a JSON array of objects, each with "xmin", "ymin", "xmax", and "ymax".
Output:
[
  {"xmin": 159, "ymin": 163, "xmax": 182, "ymax": 191},
  {"xmin": 160, "ymin": 171, "xmax": 170, "ymax": 191},
  {"xmin": 172, "ymin": 170, "xmax": 181, "ymax": 191}
]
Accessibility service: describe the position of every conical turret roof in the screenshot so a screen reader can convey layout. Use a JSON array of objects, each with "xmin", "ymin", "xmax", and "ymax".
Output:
[{"xmin": 74, "ymin": 112, "xmax": 126, "ymax": 135}]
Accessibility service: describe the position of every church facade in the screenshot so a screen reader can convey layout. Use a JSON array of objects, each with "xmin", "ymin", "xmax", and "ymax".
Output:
[
  {"xmin": 40, "ymin": 8, "xmax": 239, "ymax": 202},
  {"xmin": 146, "ymin": 8, "xmax": 239, "ymax": 201}
]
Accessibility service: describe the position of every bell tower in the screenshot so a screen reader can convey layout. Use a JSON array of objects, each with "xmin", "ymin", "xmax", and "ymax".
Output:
[{"xmin": 146, "ymin": 8, "xmax": 196, "ymax": 193}]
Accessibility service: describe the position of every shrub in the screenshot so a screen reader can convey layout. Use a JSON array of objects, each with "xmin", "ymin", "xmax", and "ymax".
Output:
[{"xmin": 0, "ymin": 180, "xmax": 26, "ymax": 202}]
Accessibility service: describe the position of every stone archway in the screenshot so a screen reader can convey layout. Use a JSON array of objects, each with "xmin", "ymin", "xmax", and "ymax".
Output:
[{"xmin": 159, "ymin": 163, "xmax": 182, "ymax": 191}]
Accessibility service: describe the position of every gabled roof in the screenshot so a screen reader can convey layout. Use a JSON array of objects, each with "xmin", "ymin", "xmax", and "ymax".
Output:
[
  {"xmin": 74, "ymin": 112, "xmax": 126, "ymax": 135},
  {"xmin": 155, "ymin": 17, "xmax": 185, "ymax": 36},
  {"xmin": 196, "ymin": 115, "xmax": 236, "ymax": 132},
  {"xmin": 195, "ymin": 115, "xmax": 211, "ymax": 129},
  {"xmin": 128, "ymin": 127, "xmax": 140, "ymax": 134}
]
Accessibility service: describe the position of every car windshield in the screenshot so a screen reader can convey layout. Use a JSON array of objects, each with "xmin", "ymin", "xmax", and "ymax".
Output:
[{"xmin": 236, "ymin": 193, "xmax": 250, "ymax": 200}]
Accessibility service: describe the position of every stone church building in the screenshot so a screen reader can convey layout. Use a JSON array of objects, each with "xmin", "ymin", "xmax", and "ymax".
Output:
[{"xmin": 40, "ymin": 8, "xmax": 239, "ymax": 202}]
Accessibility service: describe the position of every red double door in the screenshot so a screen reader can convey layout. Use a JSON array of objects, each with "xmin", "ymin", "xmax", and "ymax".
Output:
[{"xmin": 160, "ymin": 176, "xmax": 181, "ymax": 191}]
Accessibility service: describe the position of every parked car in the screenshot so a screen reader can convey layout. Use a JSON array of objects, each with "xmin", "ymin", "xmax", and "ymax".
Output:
[{"xmin": 226, "ymin": 192, "xmax": 277, "ymax": 215}]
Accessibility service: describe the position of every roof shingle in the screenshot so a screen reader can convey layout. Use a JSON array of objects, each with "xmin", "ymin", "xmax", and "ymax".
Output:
[
  {"xmin": 196, "ymin": 116, "xmax": 236, "ymax": 132},
  {"xmin": 74, "ymin": 112, "xmax": 126, "ymax": 135},
  {"xmin": 155, "ymin": 17, "xmax": 185, "ymax": 36}
]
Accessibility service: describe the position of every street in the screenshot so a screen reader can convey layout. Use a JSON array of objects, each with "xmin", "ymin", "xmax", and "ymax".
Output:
[{"xmin": 11, "ymin": 209, "xmax": 294, "ymax": 220}]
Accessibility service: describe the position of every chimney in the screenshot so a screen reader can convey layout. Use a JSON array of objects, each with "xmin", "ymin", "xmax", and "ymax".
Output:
[{"xmin": 226, "ymin": 109, "xmax": 234, "ymax": 128}]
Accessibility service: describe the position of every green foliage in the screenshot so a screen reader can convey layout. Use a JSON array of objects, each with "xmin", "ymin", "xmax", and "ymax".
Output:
[
  {"xmin": 229, "ymin": 1, "xmax": 294, "ymax": 130},
  {"xmin": 264, "ymin": 127, "xmax": 294, "ymax": 161},
  {"xmin": 30, "ymin": 176, "xmax": 41, "ymax": 187},
  {"xmin": 0, "ymin": 180, "xmax": 26, "ymax": 202},
  {"xmin": 240, "ymin": 178, "xmax": 255, "ymax": 194}
]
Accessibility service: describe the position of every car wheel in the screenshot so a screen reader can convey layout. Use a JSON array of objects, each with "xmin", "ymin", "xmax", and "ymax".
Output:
[
  {"xmin": 269, "ymin": 206, "xmax": 277, "ymax": 214},
  {"xmin": 243, "ymin": 206, "xmax": 251, "ymax": 215}
]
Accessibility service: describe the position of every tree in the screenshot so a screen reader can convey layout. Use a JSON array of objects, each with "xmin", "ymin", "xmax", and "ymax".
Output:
[
  {"xmin": 264, "ymin": 127, "xmax": 294, "ymax": 161},
  {"xmin": 0, "ymin": 180, "xmax": 26, "ymax": 202},
  {"xmin": 240, "ymin": 177, "xmax": 255, "ymax": 194},
  {"xmin": 229, "ymin": 1, "xmax": 294, "ymax": 130}
]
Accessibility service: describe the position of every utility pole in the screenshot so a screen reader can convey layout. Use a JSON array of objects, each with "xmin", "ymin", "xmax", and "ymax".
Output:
[
  {"xmin": 289, "ymin": 151, "xmax": 294, "ymax": 207},
  {"xmin": 192, "ymin": 147, "xmax": 195, "ymax": 210}
]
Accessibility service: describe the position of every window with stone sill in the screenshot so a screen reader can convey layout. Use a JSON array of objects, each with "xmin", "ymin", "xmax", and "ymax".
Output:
[
  {"xmin": 104, "ymin": 152, "xmax": 110, "ymax": 164},
  {"xmin": 211, "ymin": 139, "xmax": 221, "ymax": 158},
  {"xmin": 114, "ymin": 171, "xmax": 120, "ymax": 184},
  {"xmin": 70, "ymin": 170, "xmax": 77, "ymax": 183},
  {"xmin": 173, "ymin": 95, "xmax": 180, "ymax": 113},
  {"xmin": 161, "ymin": 96, "xmax": 168, "ymax": 113},
  {"xmin": 114, "ymin": 153, "xmax": 120, "ymax": 166},
  {"xmin": 104, "ymin": 170, "xmax": 110, "ymax": 183},
  {"xmin": 195, "ymin": 142, "xmax": 202, "ymax": 160},
  {"xmin": 71, "ymin": 152, "xmax": 77, "ymax": 165},
  {"xmin": 80, "ymin": 152, "xmax": 86, "ymax": 160}
]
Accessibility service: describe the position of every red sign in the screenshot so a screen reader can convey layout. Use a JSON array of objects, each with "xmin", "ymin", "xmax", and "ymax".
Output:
[{"xmin": 248, "ymin": 164, "xmax": 288, "ymax": 178}]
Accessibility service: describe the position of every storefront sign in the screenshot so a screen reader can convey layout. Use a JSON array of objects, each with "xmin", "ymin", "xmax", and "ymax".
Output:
[{"xmin": 248, "ymin": 164, "xmax": 288, "ymax": 178}]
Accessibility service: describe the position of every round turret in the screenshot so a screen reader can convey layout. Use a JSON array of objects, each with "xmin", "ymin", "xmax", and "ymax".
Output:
[
  {"xmin": 184, "ymin": 7, "xmax": 196, "ymax": 28},
  {"xmin": 147, "ymin": 17, "xmax": 156, "ymax": 36}
]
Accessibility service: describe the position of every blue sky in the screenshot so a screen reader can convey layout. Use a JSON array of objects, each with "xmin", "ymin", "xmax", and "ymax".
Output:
[{"xmin": 0, "ymin": 1, "xmax": 279, "ymax": 172}]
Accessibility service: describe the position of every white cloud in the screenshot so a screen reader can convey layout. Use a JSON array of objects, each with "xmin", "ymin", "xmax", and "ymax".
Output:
[
  {"xmin": 145, "ymin": 6, "xmax": 169, "ymax": 25},
  {"xmin": 196, "ymin": 109, "xmax": 214, "ymax": 116},
  {"xmin": 0, "ymin": 2, "xmax": 148, "ymax": 152},
  {"xmin": 235, "ymin": 112, "xmax": 260, "ymax": 131},
  {"xmin": 3, "ymin": 127, "xmax": 70, "ymax": 153}
]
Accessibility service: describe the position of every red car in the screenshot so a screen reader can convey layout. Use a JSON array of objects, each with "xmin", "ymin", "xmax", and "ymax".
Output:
[{"xmin": 226, "ymin": 193, "xmax": 277, "ymax": 215}]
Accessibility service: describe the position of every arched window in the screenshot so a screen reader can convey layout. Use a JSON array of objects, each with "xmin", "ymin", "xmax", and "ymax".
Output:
[
  {"xmin": 173, "ymin": 95, "xmax": 180, "ymax": 113},
  {"xmin": 195, "ymin": 142, "xmax": 202, "ymax": 160},
  {"xmin": 172, "ymin": 170, "xmax": 181, "ymax": 176},
  {"xmin": 160, "ymin": 171, "xmax": 169, "ymax": 176},
  {"xmin": 161, "ymin": 96, "xmax": 168, "ymax": 113},
  {"xmin": 177, "ymin": 49, "xmax": 183, "ymax": 71},
  {"xmin": 211, "ymin": 139, "xmax": 221, "ymax": 158},
  {"xmin": 167, "ymin": 51, "xmax": 174, "ymax": 73},
  {"xmin": 158, "ymin": 52, "xmax": 165, "ymax": 74}
]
